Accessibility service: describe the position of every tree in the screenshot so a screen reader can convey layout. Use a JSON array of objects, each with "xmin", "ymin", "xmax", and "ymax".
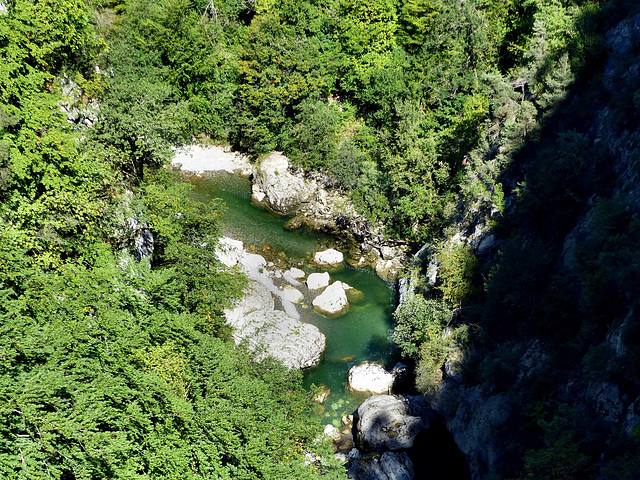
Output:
[{"xmin": 92, "ymin": 45, "xmax": 189, "ymax": 183}]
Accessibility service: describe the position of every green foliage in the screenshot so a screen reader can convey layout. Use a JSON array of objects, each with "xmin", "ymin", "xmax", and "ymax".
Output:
[
  {"xmin": 435, "ymin": 242, "xmax": 478, "ymax": 306},
  {"xmin": 0, "ymin": 259, "xmax": 334, "ymax": 478},
  {"xmin": 393, "ymin": 293, "xmax": 452, "ymax": 359},
  {"xmin": 518, "ymin": 405, "xmax": 594, "ymax": 480},
  {"xmin": 92, "ymin": 44, "xmax": 189, "ymax": 182},
  {"xmin": 286, "ymin": 98, "xmax": 341, "ymax": 170},
  {"xmin": 392, "ymin": 293, "xmax": 467, "ymax": 392}
]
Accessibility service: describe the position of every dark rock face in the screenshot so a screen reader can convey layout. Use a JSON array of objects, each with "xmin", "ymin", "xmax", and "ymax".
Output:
[
  {"xmin": 347, "ymin": 451, "xmax": 415, "ymax": 480},
  {"xmin": 357, "ymin": 395, "xmax": 430, "ymax": 452}
]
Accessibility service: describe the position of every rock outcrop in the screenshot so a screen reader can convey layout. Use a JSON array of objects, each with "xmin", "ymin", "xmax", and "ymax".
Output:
[
  {"xmin": 251, "ymin": 152, "xmax": 316, "ymax": 215},
  {"xmin": 356, "ymin": 395, "xmax": 427, "ymax": 452},
  {"xmin": 348, "ymin": 362, "xmax": 395, "ymax": 395}
]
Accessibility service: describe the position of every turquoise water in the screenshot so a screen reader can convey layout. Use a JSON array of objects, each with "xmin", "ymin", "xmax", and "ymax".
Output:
[{"xmin": 190, "ymin": 172, "xmax": 399, "ymax": 424}]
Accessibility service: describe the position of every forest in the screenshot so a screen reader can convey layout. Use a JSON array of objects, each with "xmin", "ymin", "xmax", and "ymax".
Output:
[{"xmin": 1, "ymin": 0, "xmax": 639, "ymax": 478}]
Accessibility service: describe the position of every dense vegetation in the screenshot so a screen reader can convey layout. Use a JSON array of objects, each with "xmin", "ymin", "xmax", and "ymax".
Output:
[
  {"xmin": 0, "ymin": 1, "xmax": 343, "ymax": 478},
  {"xmin": 2, "ymin": 0, "xmax": 639, "ymax": 478}
]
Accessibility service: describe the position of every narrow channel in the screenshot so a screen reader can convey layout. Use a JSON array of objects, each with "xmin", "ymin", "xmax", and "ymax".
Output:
[{"xmin": 189, "ymin": 172, "xmax": 400, "ymax": 425}]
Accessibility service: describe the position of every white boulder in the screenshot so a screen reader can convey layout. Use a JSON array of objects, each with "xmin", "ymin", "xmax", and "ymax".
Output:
[
  {"xmin": 348, "ymin": 362, "xmax": 394, "ymax": 395},
  {"xmin": 281, "ymin": 286, "xmax": 304, "ymax": 304},
  {"xmin": 240, "ymin": 253, "xmax": 267, "ymax": 271},
  {"xmin": 288, "ymin": 267, "xmax": 306, "ymax": 279},
  {"xmin": 306, "ymin": 272, "xmax": 331, "ymax": 290},
  {"xmin": 312, "ymin": 248, "xmax": 344, "ymax": 266},
  {"xmin": 312, "ymin": 281, "xmax": 350, "ymax": 318}
]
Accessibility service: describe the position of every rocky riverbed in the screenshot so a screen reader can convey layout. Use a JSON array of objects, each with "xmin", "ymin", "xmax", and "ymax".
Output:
[{"xmin": 172, "ymin": 145, "xmax": 408, "ymax": 281}]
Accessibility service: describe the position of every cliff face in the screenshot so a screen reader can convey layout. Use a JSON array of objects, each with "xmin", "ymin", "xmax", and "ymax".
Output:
[{"xmin": 427, "ymin": 7, "xmax": 640, "ymax": 480}]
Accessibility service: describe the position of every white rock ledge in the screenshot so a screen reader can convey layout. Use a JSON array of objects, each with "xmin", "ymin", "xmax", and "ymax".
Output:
[{"xmin": 216, "ymin": 236, "xmax": 326, "ymax": 369}]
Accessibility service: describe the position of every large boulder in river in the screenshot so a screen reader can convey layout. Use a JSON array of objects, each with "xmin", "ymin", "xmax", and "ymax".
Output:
[
  {"xmin": 348, "ymin": 362, "xmax": 395, "ymax": 395},
  {"xmin": 312, "ymin": 281, "xmax": 349, "ymax": 318},
  {"xmin": 224, "ymin": 274, "xmax": 326, "ymax": 369},
  {"xmin": 251, "ymin": 152, "xmax": 316, "ymax": 215},
  {"xmin": 357, "ymin": 395, "xmax": 425, "ymax": 452},
  {"xmin": 224, "ymin": 281, "xmax": 274, "ymax": 329}
]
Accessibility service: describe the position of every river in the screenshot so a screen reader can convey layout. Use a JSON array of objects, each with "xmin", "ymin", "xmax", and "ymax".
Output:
[{"xmin": 189, "ymin": 171, "xmax": 400, "ymax": 426}]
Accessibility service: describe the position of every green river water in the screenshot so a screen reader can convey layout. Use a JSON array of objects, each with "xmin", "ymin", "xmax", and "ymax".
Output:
[{"xmin": 190, "ymin": 172, "xmax": 399, "ymax": 426}]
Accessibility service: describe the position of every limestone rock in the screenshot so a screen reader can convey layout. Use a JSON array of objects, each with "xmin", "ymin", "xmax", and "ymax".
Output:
[
  {"xmin": 251, "ymin": 152, "xmax": 316, "ymax": 215},
  {"xmin": 312, "ymin": 281, "xmax": 350, "ymax": 318},
  {"xmin": 312, "ymin": 248, "xmax": 344, "ymax": 266},
  {"xmin": 288, "ymin": 267, "xmax": 306, "ymax": 279},
  {"xmin": 282, "ymin": 286, "xmax": 304, "ymax": 304},
  {"xmin": 348, "ymin": 362, "xmax": 394, "ymax": 395},
  {"xmin": 324, "ymin": 424, "xmax": 342, "ymax": 443},
  {"xmin": 375, "ymin": 259, "xmax": 402, "ymax": 281},
  {"xmin": 234, "ymin": 309, "xmax": 326, "ymax": 369},
  {"xmin": 443, "ymin": 387, "xmax": 512, "ymax": 477},
  {"xmin": 215, "ymin": 237, "xmax": 245, "ymax": 267},
  {"xmin": 239, "ymin": 252, "xmax": 267, "ymax": 271},
  {"xmin": 307, "ymin": 272, "xmax": 331, "ymax": 290},
  {"xmin": 357, "ymin": 395, "xmax": 425, "ymax": 452},
  {"xmin": 224, "ymin": 281, "xmax": 274, "ymax": 330}
]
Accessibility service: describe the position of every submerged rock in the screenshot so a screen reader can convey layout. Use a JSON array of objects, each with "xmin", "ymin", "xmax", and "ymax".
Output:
[
  {"xmin": 357, "ymin": 395, "xmax": 425, "ymax": 452},
  {"xmin": 313, "ymin": 384, "xmax": 331, "ymax": 404},
  {"xmin": 344, "ymin": 284, "xmax": 366, "ymax": 303},
  {"xmin": 312, "ymin": 281, "xmax": 350, "ymax": 318},
  {"xmin": 348, "ymin": 362, "xmax": 394, "ymax": 395}
]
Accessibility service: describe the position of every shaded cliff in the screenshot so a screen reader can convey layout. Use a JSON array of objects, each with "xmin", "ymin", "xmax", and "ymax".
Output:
[{"xmin": 425, "ymin": 2, "xmax": 640, "ymax": 478}]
